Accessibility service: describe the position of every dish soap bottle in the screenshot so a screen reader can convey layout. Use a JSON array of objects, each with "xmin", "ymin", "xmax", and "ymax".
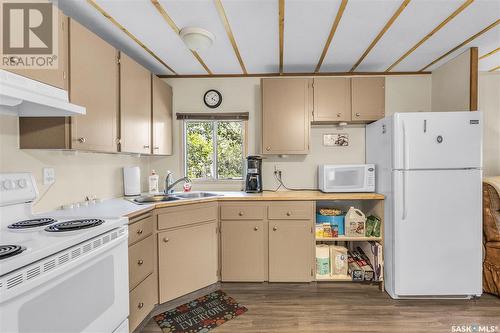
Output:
[{"xmin": 148, "ymin": 170, "xmax": 159, "ymax": 193}]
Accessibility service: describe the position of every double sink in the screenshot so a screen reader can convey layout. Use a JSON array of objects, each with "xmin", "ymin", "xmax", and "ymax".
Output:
[{"xmin": 132, "ymin": 192, "xmax": 220, "ymax": 204}]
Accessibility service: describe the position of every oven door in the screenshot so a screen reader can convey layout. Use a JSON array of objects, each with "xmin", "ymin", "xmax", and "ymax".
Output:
[
  {"xmin": 0, "ymin": 227, "xmax": 129, "ymax": 333},
  {"xmin": 323, "ymin": 165, "xmax": 367, "ymax": 192}
]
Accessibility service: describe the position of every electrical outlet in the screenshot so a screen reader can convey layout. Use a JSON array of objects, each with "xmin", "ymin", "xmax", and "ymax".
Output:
[{"xmin": 43, "ymin": 168, "xmax": 55, "ymax": 185}]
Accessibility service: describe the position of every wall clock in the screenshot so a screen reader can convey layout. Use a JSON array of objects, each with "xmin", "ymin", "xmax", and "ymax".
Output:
[{"xmin": 204, "ymin": 89, "xmax": 222, "ymax": 108}]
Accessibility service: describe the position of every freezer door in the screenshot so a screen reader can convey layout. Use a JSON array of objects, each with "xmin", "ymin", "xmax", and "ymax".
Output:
[
  {"xmin": 393, "ymin": 169, "xmax": 482, "ymax": 297},
  {"xmin": 393, "ymin": 112, "xmax": 482, "ymax": 170}
]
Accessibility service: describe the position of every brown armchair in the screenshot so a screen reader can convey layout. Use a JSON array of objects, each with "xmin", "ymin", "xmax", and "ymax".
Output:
[{"xmin": 483, "ymin": 179, "xmax": 500, "ymax": 296}]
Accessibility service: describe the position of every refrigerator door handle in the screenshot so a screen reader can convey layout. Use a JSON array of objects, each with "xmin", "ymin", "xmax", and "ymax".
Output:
[
  {"xmin": 402, "ymin": 121, "xmax": 410, "ymax": 170},
  {"xmin": 402, "ymin": 171, "xmax": 408, "ymax": 220}
]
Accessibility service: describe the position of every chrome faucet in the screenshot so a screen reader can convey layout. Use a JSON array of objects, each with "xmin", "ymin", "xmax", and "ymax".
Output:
[{"xmin": 165, "ymin": 171, "xmax": 191, "ymax": 194}]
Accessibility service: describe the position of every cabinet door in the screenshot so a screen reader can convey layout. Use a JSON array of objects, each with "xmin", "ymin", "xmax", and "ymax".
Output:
[
  {"xmin": 152, "ymin": 76, "xmax": 173, "ymax": 155},
  {"xmin": 221, "ymin": 220, "xmax": 266, "ymax": 281},
  {"xmin": 351, "ymin": 77, "xmax": 385, "ymax": 122},
  {"xmin": 262, "ymin": 78, "xmax": 311, "ymax": 154},
  {"xmin": 120, "ymin": 53, "xmax": 152, "ymax": 154},
  {"xmin": 8, "ymin": 11, "xmax": 68, "ymax": 90},
  {"xmin": 69, "ymin": 19, "xmax": 118, "ymax": 152},
  {"xmin": 313, "ymin": 78, "xmax": 351, "ymax": 122},
  {"xmin": 269, "ymin": 220, "xmax": 313, "ymax": 282},
  {"xmin": 158, "ymin": 222, "xmax": 218, "ymax": 303}
]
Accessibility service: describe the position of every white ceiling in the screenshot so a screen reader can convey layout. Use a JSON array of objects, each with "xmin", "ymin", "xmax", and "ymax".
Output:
[{"xmin": 58, "ymin": 0, "xmax": 500, "ymax": 75}]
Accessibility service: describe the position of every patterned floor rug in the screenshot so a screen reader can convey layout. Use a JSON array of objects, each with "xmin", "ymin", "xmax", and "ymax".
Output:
[{"xmin": 153, "ymin": 290, "xmax": 247, "ymax": 333}]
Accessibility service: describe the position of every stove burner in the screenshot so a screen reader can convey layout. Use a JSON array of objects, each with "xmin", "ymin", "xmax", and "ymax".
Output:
[
  {"xmin": 0, "ymin": 245, "xmax": 26, "ymax": 259},
  {"xmin": 8, "ymin": 218, "xmax": 57, "ymax": 229},
  {"xmin": 45, "ymin": 219, "xmax": 104, "ymax": 232}
]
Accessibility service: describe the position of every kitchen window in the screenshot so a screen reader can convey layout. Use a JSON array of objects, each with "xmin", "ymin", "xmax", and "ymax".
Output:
[{"xmin": 182, "ymin": 115, "xmax": 247, "ymax": 181}]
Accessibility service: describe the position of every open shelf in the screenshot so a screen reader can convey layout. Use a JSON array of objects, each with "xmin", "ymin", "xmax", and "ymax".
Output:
[
  {"xmin": 316, "ymin": 274, "xmax": 352, "ymax": 281},
  {"xmin": 316, "ymin": 236, "xmax": 382, "ymax": 242}
]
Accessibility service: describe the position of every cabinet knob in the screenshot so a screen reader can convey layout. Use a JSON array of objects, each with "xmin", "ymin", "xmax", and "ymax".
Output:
[
  {"xmin": 163, "ymin": 237, "xmax": 170, "ymax": 243},
  {"xmin": 355, "ymin": 113, "xmax": 360, "ymax": 117},
  {"xmin": 254, "ymin": 226, "xmax": 259, "ymax": 231},
  {"xmin": 238, "ymin": 211, "xmax": 244, "ymax": 216},
  {"xmin": 337, "ymin": 113, "xmax": 342, "ymax": 117},
  {"xmin": 137, "ymin": 259, "xmax": 144, "ymax": 265},
  {"xmin": 138, "ymin": 302, "xmax": 144, "ymax": 309},
  {"xmin": 286, "ymin": 211, "xmax": 292, "ymax": 216},
  {"xmin": 137, "ymin": 229, "xmax": 143, "ymax": 235},
  {"xmin": 78, "ymin": 137, "xmax": 86, "ymax": 143},
  {"xmin": 154, "ymin": 146, "xmax": 160, "ymax": 150},
  {"xmin": 266, "ymin": 146, "xmax": 271, "ymax": 151},
  {"xmin": 143, "ymin": 145, "xmax": 150, "ymax": 149},
  {"xmin": 273, "ymin": 226, "xmax": 278, "ymax": 231}
]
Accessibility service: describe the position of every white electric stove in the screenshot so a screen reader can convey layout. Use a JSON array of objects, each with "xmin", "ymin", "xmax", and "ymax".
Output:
[{"xmin": 0, "ymin": 173, "xmax": 130, "ymax": 333}]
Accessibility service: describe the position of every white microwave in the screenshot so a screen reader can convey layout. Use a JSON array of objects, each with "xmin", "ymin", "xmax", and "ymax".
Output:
[{"xmin": 318, "ymin": 164, "xmax": 375, "ymax": 193}]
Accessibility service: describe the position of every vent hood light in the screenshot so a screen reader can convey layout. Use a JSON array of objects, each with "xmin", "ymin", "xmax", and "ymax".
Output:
[
  {"xmin": 0, "ymin": 70, "xmax": 86, "ymax": 117},
  {"xmin": 179, "ymin": 27, "xmax": 215, "ymax": 52}
]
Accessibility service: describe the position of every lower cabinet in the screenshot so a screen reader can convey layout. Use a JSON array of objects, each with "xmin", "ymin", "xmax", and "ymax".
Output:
[
  {"xmin": 221, "ymin": 220, "xmax": 266, "ymax": 281},
  {"xmin": 158, "ymin": 221, "xmax": 218, "ymax": 303},
  {"xmin": 268, "ymin": 219, "xmax": 313, "ymax": 282},
  {"xmin": 129, "ymin": 273, "xmax": 156, "ymax": 331}
]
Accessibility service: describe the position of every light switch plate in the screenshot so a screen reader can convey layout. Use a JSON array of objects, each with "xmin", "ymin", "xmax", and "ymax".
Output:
[{"xmin": 43, "ymin": 168, "xmax": 55, "ymax": 185}]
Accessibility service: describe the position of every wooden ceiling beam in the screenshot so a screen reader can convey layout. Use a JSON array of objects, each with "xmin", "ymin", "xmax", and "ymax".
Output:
[
  {"xmin": 479, "ymin": 46, "xmax": 500, "ymax": 60},
  {"xmin": 420, "ymin": 19, "xmax": 500, "ymax": 71},
  {"xmin": 350, "ymin": 0, "xmax": 410, "ymax": 72},
  {"xmin": 150, "ymin": 0, "xmax": 212, "ymax": 74},
  {"xmin": 279, "ymin": 0, "xmax": 285, "ymax": 74},
  {"xmin": 86, "ymin": 0, "xmax": 177, "ymax": 75},
  {"xmin": 386, "ymin": 0, "xmax": 474, "ymax": 72},
  {"xmin": 315, "ymin": 0, "xmax": 348, "ymax": 73},
  {"xmin": 158, "ymin": 71, "xmax": 430, "ymax": 78},
  {"xmin": 214, "ymin": 0, "xmax": 247, "ymax": 74}
]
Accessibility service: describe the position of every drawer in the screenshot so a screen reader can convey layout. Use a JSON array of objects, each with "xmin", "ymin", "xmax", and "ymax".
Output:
[
  {"xmin": 129, "ymin": 273, "xmax": 156, "ymax": 332},
  {"xmin": 157, "ymin": 202, "xmax": 217, "ymax": 230},
  {"xmin": 128, "ymin": 215, "xmax": 154, "ymax": 245},
  {"xmin": 268, "ymin": 201, "xmax": 314, "ymax": 220},
  {"xmin": 129, "ymin": 235, "xmax": 154, "ymax": 291},
  {"xmin": 220, "ymin": 203, "xmax": 266, "ymax": 220}
]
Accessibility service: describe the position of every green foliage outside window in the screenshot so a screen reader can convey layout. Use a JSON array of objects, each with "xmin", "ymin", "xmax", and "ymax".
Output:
[{"xmin": 185, "ymin": 120, "xmax": 243, "ymax": 180}]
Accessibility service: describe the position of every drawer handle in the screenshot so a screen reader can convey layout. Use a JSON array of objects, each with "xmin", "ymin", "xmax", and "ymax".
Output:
[
  {"xmin": 355, "ymin": 112, "xmax": 361, "ymax": 117},
  {"xmin": 78, "ymin": 137, "xmax": 86, "ymax": 143},
  {"xmin": 337, "ymin": 113, "xmax": 341, "ymax": 117},
  {"xmin": 138, "ymin": 302, "xmax": 144, "ymax": 309},
  {"xmin": 144, "ymin": 145, "xmax": 150, "ymax": 149},
  {"xmin": 286, "ymin": 211, "xmax": 292, "ymax": 216},
  {"xmin": 238, "ymin": 211, "xmax": 244, "ymax": 216},
  {"xmin": 154, "ymin": 146, "xmax": 160, "ymax": 150},
  {"xmin": 137, "ymin": 229, "xmax": 143, "ymax": 235},
  {"xmin": 266, "ymin": 146, "xmax": 271, "ymax": 151},
  {"xmin": 163, "ymin": 237, "xmax": 170, "ymax": 243},
  {"xmin": 273, "ymin": 226, "xmax": 278, "ymax": 231},
  {"xmin": 254, "ymin": 226, "xmax": 259, "ymax": 231},
  {"xmin": 137, "ymin": 259, "xmax": 144, "ymax": 265}
]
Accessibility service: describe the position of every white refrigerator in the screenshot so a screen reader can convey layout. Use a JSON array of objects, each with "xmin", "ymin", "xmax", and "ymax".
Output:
[{"xmin": 366, "ymin": 111, "xmax": 483, "ymax": 299}]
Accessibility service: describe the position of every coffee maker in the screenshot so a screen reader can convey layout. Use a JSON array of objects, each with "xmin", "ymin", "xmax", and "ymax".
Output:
[{"xmin": 245, "ymin": 155, "xmax": 263, "ymax": 193}]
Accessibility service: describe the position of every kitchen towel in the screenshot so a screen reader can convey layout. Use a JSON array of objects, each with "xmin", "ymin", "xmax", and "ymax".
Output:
[{"xmin": 154, "ymin": 290, "xmax": 247, "ymax": 333}]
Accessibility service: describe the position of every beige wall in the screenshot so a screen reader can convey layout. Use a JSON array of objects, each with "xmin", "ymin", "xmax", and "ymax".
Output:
[
  {"xmin": 0, "ymin": 114, "xmax": 149, "ymax": 213},
  {"xmin": 479, "ymin": 72, "xmax": 500, "ymax": 176},
  {"xmin": 151, "ymin": 75, "xmax": 432, "ymax": 191},
  {"xmin": 431, "ymin": 49, "xmax": 471, "ymax": 112}
]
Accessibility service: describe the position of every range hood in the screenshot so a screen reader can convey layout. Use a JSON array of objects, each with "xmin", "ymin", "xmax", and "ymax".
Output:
[{"xmin": 0, "ymin": 69, "xmax": 85, "ymax": 117}]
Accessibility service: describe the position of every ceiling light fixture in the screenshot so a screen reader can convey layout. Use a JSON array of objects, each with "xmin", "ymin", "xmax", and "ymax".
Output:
[{"xmin": 179, "ymin": 27, "xmax": 215, "ymax": 52}]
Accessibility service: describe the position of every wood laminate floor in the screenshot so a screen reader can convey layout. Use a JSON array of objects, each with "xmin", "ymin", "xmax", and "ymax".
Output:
[{"xmin": 141, "ymin": 283, "xmax": 500, "ymax": 333}]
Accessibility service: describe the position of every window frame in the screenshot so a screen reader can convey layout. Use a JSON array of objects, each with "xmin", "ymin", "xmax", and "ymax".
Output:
[{"xmin": 183, "ymin": 119, "xmax": 247, "ymax": 182}]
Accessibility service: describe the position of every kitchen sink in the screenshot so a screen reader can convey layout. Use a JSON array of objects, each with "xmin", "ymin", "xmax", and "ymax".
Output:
[
  {"xmin": 172, "ymin": 192, "xmax": 220, "ymax": 199},
  {"xmin": 133, "ymin": 194, "xmax": 180, "ymax": 204}
]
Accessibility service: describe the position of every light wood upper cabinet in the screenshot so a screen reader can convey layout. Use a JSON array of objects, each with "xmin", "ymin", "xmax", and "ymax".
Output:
[
  {"xmin": 69, "ymin": 19, "xmax": 119, "ymax": 152},
  {"xmin": 262, "ymin": 78, "xmax": 311, "ymax": 155},
  {"xmin": 158, "ymin": 222, "xmax": 218, "ymax": 303},
  {"xmin": 221, "ymin": 220, "xmax": 266, "ymax": 282},
  {"xmin": 268, "ymin": 219, "xmax": 313, "ymax": 282},
  {"xmin": 8, "ymin": 11, "xmax": 69, "ymax": 90},
  {"xmin": 313, "ymin": 78, "xmax": 351, "ymax": 122},
  {"xmin": 351, "ymin": 77, "xmax": 385, "ymax": 121},
  {"xmin": 152, "ymin": 76, "xmax": 173, "ymax": 155},
  {"xmin": 120, "ymin": 53, "xmax": 151, "ymax": 154}
]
